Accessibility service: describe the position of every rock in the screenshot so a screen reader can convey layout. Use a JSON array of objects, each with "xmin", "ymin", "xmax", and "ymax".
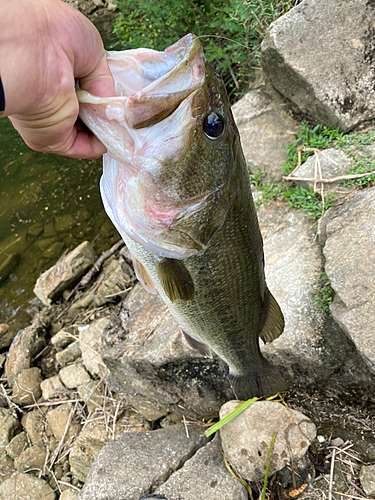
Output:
[
  {"xmin": 261, "ymin": 0, "xmax": 375, "ymax": 131},
  {"xmin": 28, "ymin": 223, "xmax": 43, "ymax": 237},
  {"xmin": 14, "ymin": 445, "xmax": 47, "ymax": 474},
  {"xmin": 12, "ymin": 367, "xmax": 42, "ymax": 405},
  {"xmin": 359, "ymin": 464, "xmax": 375, "ymax": 497},
  {"xmin": 79, "ymin": 318, "xmax": 110, "ymax": 377},
  {"xmin": 40, "ymin": 375, "xmax": 66, "ymax": 401},
  {"xmin": 0, "ymin": 472, "xmax": 56, "ymax": 500},
  {"xmin": 319, "ymin": 186, "xmax": 375, "ymax": 372},
  {"xmin": 51, "ymin": 329, "xmax": 75, "ymax": 348},
  {"xmin": 102, "ymin": 284, "xmax": 233, "ymax": 421},
  {"xmin": 70, "ymin": 413, "xmax": 149, "ymax": 482},
  {"xmin": 5, "ymin": 313, "xmax": 48, "ymax": 386},
  {"xmin": 0, "ymin": 253, "xmax": 20, "ymax": 283},
  {"xmin": 93, "ymin": 255, "xmax": 135, "ymax": 306},
  {"xmin": 0, "ymin": 448, "xmax": 14, "ymax": 482},
  {"xmin": 33, "ymin": 241, "xmax": 96, "ymax": 306},
  {"xmin": 232, "ymin": 84, "xmax": 300, "ymax": 181},
  {"xmin": 219, "ymin": 400, "xmax": 316, "ymax": 482},
  {"xmin": 60, "ymin": 491, "xmax": 79, "ymax": 500},
  {"xmin": 55, "ymin": 214, "xmax": 76, "ymax": 233},
  {"xmin": 77, "ymin": 425, "xmax": 207, "ymax": 500},
  {"xmin": 59, "ymin": 363, "xmax": 92, "ymax": 389},
  {"xmin": 0, "ymin": 354, "xmax": 5, "ymax": 370},
  {"xmin": 56, "ymin": 341, "xmax": 82, "ymax": 367},
  {"xmin": 77, "ymin": 381, "xmax": 102, "ymax": 413},
  {"xmin": 43, "ymin": 221, "xmax": 57, "ymax": 238},
  {"xmin": 290, "ymin": 148, "xmax": 352, "ymax": 193},
  {"xmin": 0, "ymin": 408, "xmax": 20, "ymax": 447},
  {"xmin": 21, "ymin": 410, "xmax": 48, "ymax": 447},
  {"xmin": 156, "ymin": 435, "xmax": 248, "ymax": 500},
  {"xmin": 0, "ymin": 323, "xmax": 17, "ymax": 350},
  {"xmin": 42, "ymin": 241, "xmax": 65, "ymax": 261},
  {"xmin": 5, "ymin": 432, "xmax": 28, "ymax": 459},
  {"xmin": 46, "ymin": 403, "xmax": 81, "ymax": 441}
]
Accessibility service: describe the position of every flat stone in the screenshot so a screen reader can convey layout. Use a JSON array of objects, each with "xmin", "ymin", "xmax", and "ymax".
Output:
[
  {"xmin": 56, "ymin": 341, "xmax": 82, "ymax": 367},
  {"xmin": 77, "ymin": 425, "xmax": 207, "ymax": 500},
  {"xmin": 5, "ymin": 432, "xmax": 28, "ymax": 459},
  {"xmin": 21, "ymin": 410, "xmax": 48, "ymax": 447},
  {"xmin": 60, "ymin": 491, "xmax": 79, "ymax": 500},
  {"xmin": 232, "ymin": 85, "xmax": 300, "ymax": 181},
  {"xmin": 0, "ymin": 472, "xmax": 56, "ymax": 500},
  {"xmin": 46, "ymin": 403, "xmax": 81, "ymax": 441},
  {"xmin": 156, "ymin": 435, "xmax": 248, "ymax": 500},
  {"xmin": 14, "ymin": 445, "xmax": 47, "ymax": 474},
  {"xmin": 59, "ymin": 363, "xmax": 91, "ymax": 389},
  {"xmin": 12, "ymin": 367, "xmax": 42, "ymax": 406},
  {"xmin": 51, "ymin": 329, "xmax": 75, "ymax": 349},
  {"xmin": 220, "ymin": 400, "xmax": 316, "ymax": 482},
  {"xmin": 0, "ymin": 408, "xmax": 20, "ymax": 447},
  {"xmin": 102, "ymin": 284, "xmax": 233, "ymax": 421},
  {"xmin": 360, "ymin": 464, "xmax": 375, "ymax": 496},
  {"xmin": 5, "ymin": 312, "xmax": 48, "ymax": 386},
  {"xmin": 79, "ymin": 318, "xmax": 110, "ymax": 377},
  {"xmin": 33, "ymin": 241, "xmax": 96, "ymax": 306},
  {"xmin": 319, "ymin": 186, "xmax": 375, "ymax": 372},
  {"xmin": 40, "ymin": 375, "xmax": 66, "ymax": 401},
  {"xmin": 261, "ymin": 0, "xmax": 375, "ymax": 131}
]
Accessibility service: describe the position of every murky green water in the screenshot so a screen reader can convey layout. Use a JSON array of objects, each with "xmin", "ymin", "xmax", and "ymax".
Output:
[{"xmin": 0, "ymin": 14, "xmax": 121, "ymax": 323}]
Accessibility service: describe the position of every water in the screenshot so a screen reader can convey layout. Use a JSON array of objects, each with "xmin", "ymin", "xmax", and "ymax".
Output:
[{"xmin": 0, "ymin": 13, "xmax": 121, "ymax": 323}]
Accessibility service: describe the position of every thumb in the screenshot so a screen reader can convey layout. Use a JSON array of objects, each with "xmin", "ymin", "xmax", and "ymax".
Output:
[{"xmin": 79, "ymin": 51, "xmax": 115, "ymax": 98}]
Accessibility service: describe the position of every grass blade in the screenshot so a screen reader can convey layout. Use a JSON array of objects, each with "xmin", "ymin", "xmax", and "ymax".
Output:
[
  {"xmin": 261, "ymin": 431, "xmax": 277, "ymax": 500},
  {"xmin": 204, "ymin": 397, "xmax": 258, "ymax": 437}
]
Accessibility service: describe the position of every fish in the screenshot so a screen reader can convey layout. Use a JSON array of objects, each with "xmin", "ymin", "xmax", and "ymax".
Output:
[{"xmin": 76, "ymin": 34, "xmax": 288, "ymax": 399}]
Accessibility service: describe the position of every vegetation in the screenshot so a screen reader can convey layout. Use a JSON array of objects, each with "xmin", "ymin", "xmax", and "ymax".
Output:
[
  {"xmin": 312, "ymin": 272, "xmax": 334, "ymax": 312},
  {"xmin": 114, "ymin": 0, "xmax": 301, "ymax": 100}
]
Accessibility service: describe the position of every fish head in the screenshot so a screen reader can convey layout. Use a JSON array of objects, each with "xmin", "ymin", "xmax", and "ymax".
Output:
[{"xmin": 77, "ymin": 34, "xmax": 242, "ymax": 259}]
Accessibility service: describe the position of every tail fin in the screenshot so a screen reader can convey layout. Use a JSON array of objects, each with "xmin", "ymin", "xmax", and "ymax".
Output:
[{"xmin": 228, "ymin": 363, "xmax": 288, "ymax": 400}]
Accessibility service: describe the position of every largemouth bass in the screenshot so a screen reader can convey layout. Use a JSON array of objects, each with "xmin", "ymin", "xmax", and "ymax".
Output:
[{"xmin": 77, "ymin": 34, "xmax": 288, "ymax": 399}]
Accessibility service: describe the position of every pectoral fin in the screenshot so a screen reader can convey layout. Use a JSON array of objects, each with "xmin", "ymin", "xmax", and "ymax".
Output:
[
  {"xmin": 182, "ymin": 330, "xmax": 212, "ymax": 357},
  {"xmin": 259, "ymin": 290, "xmax": 285, "ymax": 344},
  {"xmin": 132, "ymin": 257, "xmax": 156, "ymax": 295},
  {"xmin": 155, "ymin": 258, "xmax": 194, "ymax": 302}
]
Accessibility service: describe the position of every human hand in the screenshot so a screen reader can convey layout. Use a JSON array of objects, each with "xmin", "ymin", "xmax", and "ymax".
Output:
[{"xmin": 0, "ymin": 0, "xmax": 115, "ymax": 159}]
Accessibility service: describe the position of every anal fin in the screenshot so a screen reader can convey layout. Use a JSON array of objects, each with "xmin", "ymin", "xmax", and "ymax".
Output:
[
  {"xmin": 259, "ymin": 289, "xmax": 285, "ymax": 344},
  {"xmin": 182, "ymin": 330, "xmax": 212, "ymax": 357},
  {"xmin": 155, "ymin": 257, "xmax": 194, "ymax": 302},
  {"xmin": 132, "ymin": 256, "xmax": 156, "ymax": 295}
]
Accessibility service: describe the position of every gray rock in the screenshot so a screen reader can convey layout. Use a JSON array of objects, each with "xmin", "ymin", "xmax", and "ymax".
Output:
[
  {"xmin": 0, "ymin": 408, "xmax": 20, "ymax": 447},
  {"xmin": 5, "ymin": 312, "xmax": 48, "ymax": 386},
  {"xmin": 33, "ymin": 241, "xmax": 96, "ymax": 306},
  {"xmin": 79, "ymin": 318, "xmax": 110, "ymax": 377},
  {"xmin": 232, "ymin": 84, "xmax": 300, "ymax": 181},
  {"xmin": 56, "ymin": 340, "xmax": 82, "ymax": 367},
  {"xmin": 51, "ymin": 329, "xmax": 75, "ymax": 349},
  {"xmin": 219, "ymin": 400, "xmax": 316, "ymax": 482},
  {"xmin": 0, "ymin": 450, "xmax": 14, "ymax": 483},
  {"xmin": 0, "ymin": 323, "xmax": 17, "ymax": 350},
  {"xmin": 102, "ymin": 284, "xmax": 233, "ymax": 421},
  {"xmin": 319, "ymin": 186, "xmax": 375, "ymax": 372},
  {"xmin": 59, "ymin": 363, "xmax": 92, "ymax": 389},
  {"xmin": 290, "ymin": 148, "xmax": 352, "ymax": 193},
  {"xmin": 0, "ymin": 472, "xmax": 56, "ymax": 500},
  {"xmin": 5, "ymin": 432, "xmax": 28, "ymax": 459},
  {"xmin": 156, "ymin": 435, "xmax": 248, "ymax": 500},
  {"xmin": 14, "ymin": 445, "xmax": 47, "ymax": 474},
  {"xmin": 60, "ymin": 491, "xmax": 79, "ymax": 500},
  {"xmin": 359, "ymin": 464, "xmax": 375, "ymax": 497},
  {"xmin": 21, "ymin": 410, "xmax": 48, "ymax": 447},
  {"xmin": 77, "ymin": 425, "xmax": 207, "ymax": 500},
  {"xmin": 46, "ymin": 403, "xmax": 81, "ymax": 441},
  {"xmin": 93, "ymin": 255, "xmax": 135, "ymax": 306},
  {"xmin": 261, "ymin": 0, "xmax": 375, "ymax": 131},
  {"xmin": 40, "ymin": 375, "xmax": 66, "ymax": 401},
  {"xmin": 12, "ymin": 367, "xmax": 42, "ymax": 406}
]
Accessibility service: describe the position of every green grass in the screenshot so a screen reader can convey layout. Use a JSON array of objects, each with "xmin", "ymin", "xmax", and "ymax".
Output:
[{"xmin": 312, "ymin": 272, "xmax": 334, "ymax": 312}]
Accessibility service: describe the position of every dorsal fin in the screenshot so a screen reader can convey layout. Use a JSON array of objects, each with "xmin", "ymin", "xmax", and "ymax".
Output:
[
  {"xmin": 259, "ymin": 290, "xmax": 284, "ymax": 344},
  {"xmin": 155, "ymin": 258, "xmax": 194, "ymax": 302}
]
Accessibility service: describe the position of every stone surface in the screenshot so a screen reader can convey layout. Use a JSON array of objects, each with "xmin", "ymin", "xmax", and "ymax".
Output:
[
  {"xmin": 60, "ymin": 491, "xmax": 79, "ymax": 500},
  {"xmin": 0, "ymin": 472, "xmax": 56, "ymax": 500},
  {"xmin": 12, "ymin": 367, "xmax": 43, "ymax": 406},
  {"xmin": 40, "ymin": 375, "xmax": 66, "ymax": 400},
  {"xmin": 0, "ymin": 323, "xmax": 17, "ymax": 350},
  {"xmin": 319, "ymin": 186, "xmax": 375, "ymax": 372},
  {"xmin": 220, "ymin": 400, "xmax": 316, "ymax": 482},
  {"xmin": 359, "ymin": 464, "xmax": 375, "ymax": 497},
  {"xmin": 33, "ymin": 241, "xmax": 96, "ymax": 306},
  {"xmin": 290, "ymin": 148, "xmax": 352, "ymax": 193},
  {"xmin": 93, "ymin": 255, "xmax": 135, "ymax": 306},
  {"xmin": 0, "ymin": 450, "xmax": 14, "ymax": 483},
  {"xmin": 14, "ymin": 445, "xmax": 47, "ymax": 473},
  {"xmin": 5, "ymin": 313, "xmax": 47, "ymax": 386},
  {"xmin": 77, "ymin": 425, "xmax": 207, "ymax": 500},
  {"xmin": 5, "ymin": 432, "xmax": 28, "ymax": 459},
  {"xmin": 0, "ymin": 408, "xmax": 20, "ymax": 447},
  {"xmin": 21, "ymin": 410, "xmax": 48, "ymax": 447},
  {"xmin": 261, "ymin": 0, "xmax": 375, "ymax": 131},
  {"xmin": 77, "ymin": 380, "xmax": 102, "ymax": 413},
  {"xmin": 56, "ymin": 340, "xmax": 82, "ymax": 367},
  {"xmin": 59, "ymin": 363, "xmax": 91, "ymax": 389},
  {"xmin": 232, "ymin": 84, "xmax": 300, "ymax": 180},
  {"xmin": 79, "ymin": 318, "xmax": 110, "ymax": 377},
  {"xmin": 102, "ymin": 284, "xmax": 233, "ymax": 421},
  {"xmin": 46, "ymin": 403, "xmax": 81, "ymax": 441},
  {"xmin": 156, "ymin": 435, "xmax": 248, "ymax": 500},
  {"xmin": 51, "ymin": 329, "xmax": 75, "ymax": 348}
]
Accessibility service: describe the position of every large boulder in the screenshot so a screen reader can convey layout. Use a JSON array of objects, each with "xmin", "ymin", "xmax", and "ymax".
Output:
[{"xmin": 262, "ymin": 0, "xmax": 375, "ymax": 131}]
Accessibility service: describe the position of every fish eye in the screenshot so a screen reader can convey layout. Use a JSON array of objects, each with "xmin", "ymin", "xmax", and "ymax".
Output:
[{"xmin": 203, "ymin": 112, "xmax": 225, "ymax": 140}]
